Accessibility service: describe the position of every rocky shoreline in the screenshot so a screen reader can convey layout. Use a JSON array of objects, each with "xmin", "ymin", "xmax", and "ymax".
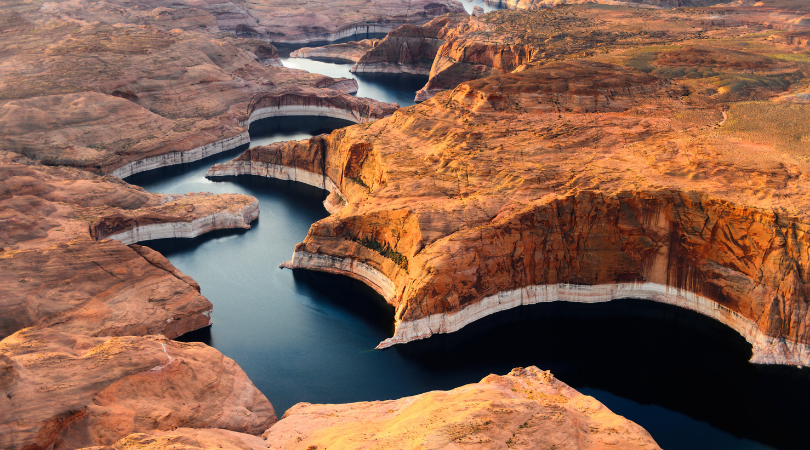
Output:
[{"xmin": 111, "ymin": 133, "xmax": 251, "ymax": 179}]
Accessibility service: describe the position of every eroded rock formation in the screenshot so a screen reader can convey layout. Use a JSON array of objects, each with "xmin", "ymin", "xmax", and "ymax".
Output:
[
  {"xmin": 291, "ymin": 39, "xmax": 380, "ymax": 63},
  {"xmin": 0, "ymin": 328, "xmax": 276, "ymax": 450},
  {"xmin": 0, "ymin": 5, "xmax": 391, "ymax": 179},
  {"xmin": 214, "ymin": 22, "xmax": 810, "ymax": 364},
  {"xmin": 264, "ymin": 366, "xmax": 660, "ymax": 449},
  {"xmin": 0, "ymin": 153, "xmax": 257, "ymax": 340}
]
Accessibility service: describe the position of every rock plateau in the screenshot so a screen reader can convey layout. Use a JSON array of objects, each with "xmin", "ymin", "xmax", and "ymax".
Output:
[{"xmin": 212, "ymin": 5, "xmax": 810, "ymax": 365}]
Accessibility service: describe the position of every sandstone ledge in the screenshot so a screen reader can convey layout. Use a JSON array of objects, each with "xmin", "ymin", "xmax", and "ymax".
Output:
[
  {"xmin": 206, "ymin": 160, "xmax": 345, "ymax": 213},
  {"xmin": 246, "ymin": 87, "xmax": 400, "ymax": 128},
  {"xmin": 0, "ymin": 329, "xmax": 276, "ymax": 450},
  {"xmin": 280, "ymin": 250, "xmax": 398, "ymax": 301},
  {"xmin": 104, "ymin": 199, "xmax": 260, "ymax": 245},
  {"xmin": 112, "ymin": 132, "xmax": 250, "ymax": 179}
]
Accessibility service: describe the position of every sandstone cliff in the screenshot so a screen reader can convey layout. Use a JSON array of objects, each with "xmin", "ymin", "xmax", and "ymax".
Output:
[
  {"xmin": 264, "ymin": 366, "xmax": 660, "ymax": 449},
  {"xmin": 352, "ymin": 14, "xmax": 469, "ymax": 75},
  {"xmin": 213, "ymin": 35, "xmax": 810, "ymax": 365}
]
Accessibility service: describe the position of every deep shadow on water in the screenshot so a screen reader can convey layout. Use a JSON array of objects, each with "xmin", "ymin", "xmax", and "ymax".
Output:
[{"xmin": 124, "ymin": 114, "xmax": 809, "ymax": 449}]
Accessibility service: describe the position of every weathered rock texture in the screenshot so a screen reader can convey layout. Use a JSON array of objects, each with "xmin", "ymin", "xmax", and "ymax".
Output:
[
  {"xmin": 214, "ymin": 10, "xmax": 810, "ymax": 364},
  {"xmin": 264, "ymin": 366, "xmax": 660, "ymax": 449},
  {"xmin": 246, "ymin": 86, "xmax": 400, "ymax": 127},
  {"xmin": 0, "ymin": 5, "xmax": 386, "ymax": 178},
  {"xmin": 352, "ymin": 14, "xmax": 469, "ymax": 75},
  {"xmin": 415, "ymin": 7, "xmax": 715, "ymax": 101},
  {"xmin": 79, "ymin": 428, "xmax": 267, "ymax": 450},
  {"xmin": 0, "ymin": 153, "xmax": 258, "ymax": 340},
  {"xmin": 0, "ymin": 328, "xmax": 276, "ymax": 450},
  {"xmin": 291, "ymin": 39, "xmax": 380, "ymax": 63},
  {"xmin": 30, "ymin": 0, "xmax": 467, "ymax": 44}
]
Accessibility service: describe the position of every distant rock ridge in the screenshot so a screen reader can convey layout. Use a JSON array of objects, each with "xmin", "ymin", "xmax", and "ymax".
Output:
[
  {"xmin": 246, "ymin": 86, "xmax": 400, "ymax": 127},
  {"xmin": 483, "ymin": 0, "xmax": 728, "ymax": 9}
]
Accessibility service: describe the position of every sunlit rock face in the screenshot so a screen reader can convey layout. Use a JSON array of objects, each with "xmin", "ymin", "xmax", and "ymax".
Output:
[
  {"xmin": 264, "ymin": 366, "xmax": 661, "ymax": 450},
  {"xmin": 214, "ymin": 6, "xmax": 810, "ymax": 363}
]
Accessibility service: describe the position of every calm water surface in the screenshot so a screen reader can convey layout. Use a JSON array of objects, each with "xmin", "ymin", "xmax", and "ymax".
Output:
[{"xmin": 124, "ymin": 50, "xmax": 810, "ymax": 450}]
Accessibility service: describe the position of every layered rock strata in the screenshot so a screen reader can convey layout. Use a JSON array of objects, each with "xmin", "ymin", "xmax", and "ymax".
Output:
[
  {"xmin": 0, "ymin": 328, "xmax": 276, "ymax": 450},
  {"xmin": 264, "ymin": 366, "xmax": 660, "ymax": 449},
  {"xmin": 215, "ymin": 38, "xmax": 810, "ymax": 365}
]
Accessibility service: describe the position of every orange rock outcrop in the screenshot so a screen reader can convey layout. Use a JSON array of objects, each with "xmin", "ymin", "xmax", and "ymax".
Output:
[{"xmin": 264, "ymin": 366, "xmax": 660, "ymax": 449}]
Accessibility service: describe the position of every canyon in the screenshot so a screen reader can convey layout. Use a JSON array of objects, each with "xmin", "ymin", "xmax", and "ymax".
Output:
[
  {"xmin": 2, "ymin": 0, "xmax": 810, "ymax": 448},
  {"xmin": 212, "ymin": 5, "xmax": 810, "ymax": 366}
]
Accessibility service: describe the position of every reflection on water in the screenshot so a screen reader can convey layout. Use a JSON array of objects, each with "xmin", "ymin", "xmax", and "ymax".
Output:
[{"xmin": 125, "ymin": 109, "xmax": 810, "ymax": 450}]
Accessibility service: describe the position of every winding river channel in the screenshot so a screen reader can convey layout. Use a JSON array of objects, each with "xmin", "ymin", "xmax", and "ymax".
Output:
[{"xmin": 124, "ymin": 30, "xmax": 810, "ymax": 450}]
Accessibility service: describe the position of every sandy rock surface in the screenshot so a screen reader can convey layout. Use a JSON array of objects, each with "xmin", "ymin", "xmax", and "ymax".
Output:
[
  {"xmin": 0, "ymin": 329, "xmax": 276, "ymax": 450},
  {"xmin": 264, "ymin": 366, "xmax": 659, "ymax": 449},
  {"xmin": 80, "ymin": 428, "xmax": 268, "ymax": 450}
]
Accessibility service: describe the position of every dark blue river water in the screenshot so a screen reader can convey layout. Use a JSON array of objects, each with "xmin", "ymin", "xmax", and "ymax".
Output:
[{"xmin": 124, "ymin": 54, "xmax": 810, "ymax": 450}]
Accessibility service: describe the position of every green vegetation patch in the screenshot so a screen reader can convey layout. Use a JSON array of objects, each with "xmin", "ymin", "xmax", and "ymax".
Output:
[
  {"xmin": 360, "ymin": 237, "xmax": 408, "ymax": 271},
  {"xmin": 720, "ymin": 101, "xmax": 810, "ymax": 156}
]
